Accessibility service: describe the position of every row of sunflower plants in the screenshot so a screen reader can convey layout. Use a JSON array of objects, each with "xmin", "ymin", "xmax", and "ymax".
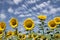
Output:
[{"xmin": 0, "ymin": 15, "xmax": 60, "ymax": 40}]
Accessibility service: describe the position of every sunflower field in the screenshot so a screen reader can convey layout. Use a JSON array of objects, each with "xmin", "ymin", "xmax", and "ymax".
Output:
[{"xmin": 0, "ymin": 15, "xmax": 60, "ymax": 40}]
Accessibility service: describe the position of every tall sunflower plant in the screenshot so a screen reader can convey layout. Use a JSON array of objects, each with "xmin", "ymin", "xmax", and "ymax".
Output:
[
  {"xmin": 48, "ymin": 17, "xmax": 60, "ymax": 40},
  {"xmin": 0, "ymin": 21, "xmax": 7, "ymax": 40},
  {"xmin": 9, "ymin": 17, "xmax": 18, "ymax": 40},
  {"xmin": 54, "ymin": 17, "xmax": 60, "ymax": 31},
  {"xmin": 0, "ymin": 16, "xmax": 60, "ymax": 40},
  {"xmin": 37, "ymin": 15, "xmax": 47, "ymax": 35},
  {"xmin": 23, "ymin": 18, "xmax": 35, "ymax": 40}
]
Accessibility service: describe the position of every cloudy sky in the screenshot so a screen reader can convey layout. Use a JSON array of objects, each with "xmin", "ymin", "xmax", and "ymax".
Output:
[{"xmin": 0, "ymin": 0, "xmax": 60, "ymax": 33}]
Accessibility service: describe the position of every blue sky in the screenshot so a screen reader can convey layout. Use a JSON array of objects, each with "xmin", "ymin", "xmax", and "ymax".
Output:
[{"xmin": 0, "ymin": 0, "xmax": 60, "ymax": 34}]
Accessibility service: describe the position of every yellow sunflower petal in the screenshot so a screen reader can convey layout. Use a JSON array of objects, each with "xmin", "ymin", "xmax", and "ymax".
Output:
[
  {"xmin": 32, "ymin": 34, "xmax": 37, "ymax": 38},
  {"xmin": 28, "ymin": 34, "xmax": 32, "ymax": 38},
  {"xmin": 0, "ymin": 22, "xmax": 6, "ymax": 31},
  {"xmin": 10, "ymin": 17, "xmax": 18, "ymax": 28},
  {"xmin": 7, "ymin": 31, "xmax": 13, "ymax": 38},
  {"xmin": 18, "ymin": 34, "xmax": 22, "ymax": 39},
  {"xmin": 0, "ymin": 30, "xmax": 3, "ymax": 38},
  {"xmin": 54, "ymin": 17, "xmax": 60, "ymax": 24},
  {"xmin": 0, "ymin": 38, "xmax": 2, "ymax": 40},
  {"xmin": 22, "ymin": 34, "xmax": 26, "ymax": 39},
  {"xmin": 55, "ymin": 34, "xmax": 60, "ymax": 38},
  {"xmin": 23, "ymin": 18, "xmax": 35, "ymax": 30},
  {"xmin": 37, "ymin": 15, "xmax": 47, "ymax": 21},
  {"xmin": 48, "ymin": 20, "xmax": 57, "ymax": 29}
]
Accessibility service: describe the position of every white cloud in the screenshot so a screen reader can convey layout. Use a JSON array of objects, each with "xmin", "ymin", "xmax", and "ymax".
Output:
[
  {"xmin": 48, "ymin": 7, "xmax": 60, "ymax": 14},
  {"xmin": 34, "ymin": 0, "xmax": 60, "ymax": 14},
  {"xmin": 35, "ymin": 21, "xmax": 41, "ymax": 24},
  {"xmin": 57, "ymin": 8, "xmax": 60, "ymax": 11},
  {"xmin": 7, "ymin": 0, "xmax": 60, "ymax": 16},
  {"xmin": 36, "ymin": 0, "xmax": 50, "ymax": 9},
  {"xmin": 0, "ymin": 14, "xmax": 6, "ymax": 19},
  {"xmin": 6, "ymin": 0, "xmax": 22, "ymax": 5},
  {"xmin": 47, "ymin": 0, "xmax": 51, "ymax": 4},
  {"xmin": 28, "ymin": 9, "xmax": 33, "ymax": 12},
  {"xmin": 32, "ymin": 7, "xmax": 37, "ymax": 10},
  {"xmin": 36, "ymin": 3, "xmax": 45, "ymax": 9},
  {"xmin": 27, "ymin": 0, "xmax": 37, "ymax": 4},
  {"xmin": 19, "ymin": 14, "xmax": 25, "ymax": 17},
  {"xmin": 50, "ymin": 8, "xmax": 57, "ymax": 14},
  {"xmin": 42, "ymin": 9, "xmax": 49, "ymax": 13},
  {"xmin": 26, "ymin": 14, "xmax": 32, "ymax": 16},
  {"xmin": 22, "ymin": 4, "xmax": 27, "ymax": 8},
  {"xmin": 13, "ymin": 0, "xmax": 22, "ymax": 5},
  {"xmin": 31, "ymin": 17, "xmax": 36, "ymax": 20},
  {"xmin": 42, "ymin": 7, "xmax": 60, "ymax": 14},
  {"xmin": 18, "ymin": 14, "xmax": 32, "ymax": 17},
  {"xmin": 14, "ymin": 7, "xmax": 28, "ymax": 15},
  {"xmin": 37, "ymin": 13, "xmax": 40, "ymax": 15},
  {"xmin": 14, "ymin": 11, "xmax": 21, "ymax": 15},
  {"xmin": 40, "ymin": 3, "xmax": 46, "ymax": 7},
  {"xmin": 8, "ymin": 7, "xmax": 14, "ymax": 13}
]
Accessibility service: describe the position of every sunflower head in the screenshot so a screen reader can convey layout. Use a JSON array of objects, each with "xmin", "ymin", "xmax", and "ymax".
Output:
[
  {"xmin": 22, "ymin": 34, "xmax": 26, "ymax": 39},
  {"xmin": 32, "ymin": 34, "xmax": 37, "ymax": 38},
  {"xmin": 55, "ymin": 34, "xmax": 60, "ymax": 38},
  {"xmin": 0, "ymin": 38, "xmax": 2, "ymax": 40},
  {"xmin": 54, "ymin": 17, "xmax": 60, "ymax": 24},
  {"xmin": 18, "ymin": 34, "xmax": 22, "ymax": 39},
  {"xmin": 6, "ymin": 31, "xmax": 13, "ymax": 38},
  {"xmin": 23, "ymin": 18, "xmax": 35, "ymax": 30},
  {"xmin": 34, "ymin": 37, "xmax": 38, "ymax": 40},
  {"xmin": 28, "ymin": 34, "xmax": 32, "ymax": 38},
  {"xmin": 0, "ymin": 22, "xmax": 6, "ymax": 31},
  {"xmin": 37, "ymin": 15, "xmax": 47, "ymax": 21},
  {"xmin": 41, "ymin": 38, "xmax": 48, "ymax": 40},
  {"xmin": 38, "ymin": 35, "xmax": 41, "ymax": 38},
  {"xmin": 48, "ymin": 20, "xmax": 57, "ymax": 29},
  {"xmin": 10, "ymin": 18, "xmax": 18, "ymax": 28},
  {"xmin": 0, "ymin": 30, "xmax": 3, "ymax": 38},
  {"xmin": 13, "ymin": 30, "xmax": 18, "ymax": 36},
  {"xmin": 40, "ymin": 35, "xmax": 48, "ymax": 40}
]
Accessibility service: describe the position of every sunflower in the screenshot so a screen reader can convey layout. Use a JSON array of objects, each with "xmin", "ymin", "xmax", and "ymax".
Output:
[
  {"xmin": 37, "ymin": 15, "xmax": 47, "ymax": 21},
  {"xmin": 18, "ymin": 34, "xmax": 22, "ymax": 39},
  {"xmin": 10, "ymin": 18, "xmax": 18, "ymax": 28},
  {"xmin": 28, "ymin": 34, "xmax": 32, "ymax": 38},
  {"xmin": 48, "ymin": 20, "xmax": 57, "ymax": 29},
  {"xmin": 55, "ymin": 34, "xmax": 60, "ymax": 38},
  {"xmin": 32, "ymin": 34, "xmax": 37, "ymax": 38},
  {"xmin": 40, "ymin": 35, "xmax": 45, "ymax": 39},
  {"xmin": 38, "ymin": 35, "xmax": 41, "ymax": 38},
  {"xmin": 41, "ymin": 38, "xmax": 48, "ymax": 40},
  {"xmin": 54, "ymin": 17, "xmax": 60, "ymax": 24},
  {"xmin": 22, "ymin": 34, "xmax": 26, "ymax": 40},
  {"xmin": 6, "ymin": 31, "xmax": 13, "ymax": 38},
  {"xmin": 23, "ymin": 18, "xmax": 35, "ymax": 30},
  {"xmin": 34, "ymin": 37, "xmax": 38, "ymax": 40},
  {"xmin": 0, "ymin": 38, "xmax": 2, "ymax": 40},
  {"xmin": 40, "ymin": 35, "xmax": 48, "ymax": 40},
  {"xmin": 13, "ymin": 30, "xmax": 18, "ymax": 36},
  {"xmin": 0, "ymin": 22, "xmax": 6, "ymax": 31},
  {"xmin": 0, "ymin": 30, "xmax": 3, "ymax": 38}
]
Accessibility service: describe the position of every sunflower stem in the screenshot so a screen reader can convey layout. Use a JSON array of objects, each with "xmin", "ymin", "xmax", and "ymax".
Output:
[
  {"xmin": 14, "ymin": 28, "xmax": 18, "ymax": 40},
  {"xmin": 29, "ymin": 30, "xmax": 31, "ymax": 35},
  {"xmin": 52, "ymin": 29, "xmax": 55, "ymax": 36},
  {"xmin": 4, "ymin": 29, "xmax": 7, "ymax": 40},
  {"xmin": 41, "ymin": 21, "xmax": 44, "ymax": 35}
]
